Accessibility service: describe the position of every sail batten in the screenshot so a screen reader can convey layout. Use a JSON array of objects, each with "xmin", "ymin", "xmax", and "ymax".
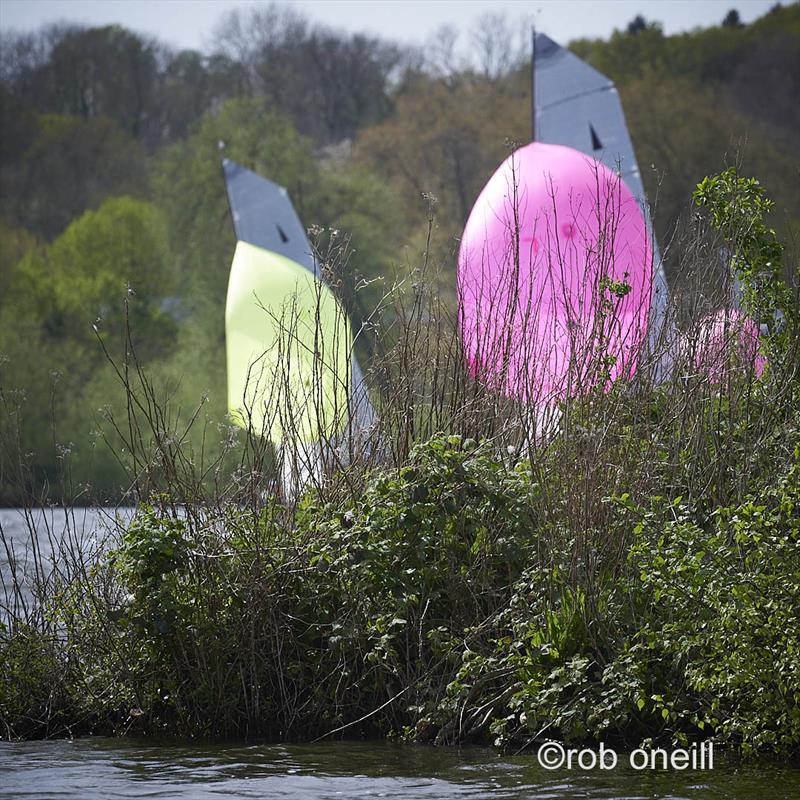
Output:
[{"xmin": 538, "ymin": 85, "xmax": 617, "ymax": 112}]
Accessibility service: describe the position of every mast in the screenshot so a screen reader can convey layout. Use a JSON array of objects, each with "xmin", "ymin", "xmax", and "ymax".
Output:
[{"xmin": 531, "ymin": 25, "xmax": 536, "ymax": 141}]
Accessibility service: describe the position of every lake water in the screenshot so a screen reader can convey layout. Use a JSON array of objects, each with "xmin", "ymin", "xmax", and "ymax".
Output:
[
  {"xmin": 2, "ymin": 509, "xmax": 799, "ymax": 799},
  {"xmin": 2, "ymin": 739, "xmax": 800, "ymax": 799},
  {"xmin": 0, "ymin": 507, "xmax": 131, "ymax": 616}
]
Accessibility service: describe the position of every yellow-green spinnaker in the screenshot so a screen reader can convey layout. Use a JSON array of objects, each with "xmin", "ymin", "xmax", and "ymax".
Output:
[{"xmin": 225, "ymin": 240, "xmax": 352, "ymax": 444}]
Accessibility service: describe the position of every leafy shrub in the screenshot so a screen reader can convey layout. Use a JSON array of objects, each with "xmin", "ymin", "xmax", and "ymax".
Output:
[
  {"xmin": 2, "ymin": 168, "xmax": 799, "ymax": 757},
  {"xmin": 628, "ymin": 448, "xmax": 800, "ymax": 753},
  {"xmin": 0, "ymin": 624, "xmax": 68, "ymax": 738}
]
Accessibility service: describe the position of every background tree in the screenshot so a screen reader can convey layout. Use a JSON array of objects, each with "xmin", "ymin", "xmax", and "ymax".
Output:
[
  {"xmin": 211, "ymin": 3, "xmax": 402, "ymax": 143},
  {"xmin": 0, "ymin": 197, "xmax": 171, "ymax": 499},
  {"xmin": 723, "ymin": 9, "xmax": 743, "ymax": 28},
  {"xmin": 0, "ymin": 113, "xmax": 147, "ymax": 239},
  {"xmin": 627, "ymin": 15, "xmax": 649, "ymax": 35}
]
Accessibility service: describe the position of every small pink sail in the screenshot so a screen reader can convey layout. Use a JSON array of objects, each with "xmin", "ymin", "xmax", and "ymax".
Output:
[
  {"xmin": 686, "ymin": 308, "xmax": 765, "ymax": 382},
  {"xmin": 458, "ymin": 141, "xmax": 653, "ymax": 403}
]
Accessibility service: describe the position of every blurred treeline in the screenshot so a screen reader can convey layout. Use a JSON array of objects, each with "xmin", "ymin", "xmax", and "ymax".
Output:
[{"xmin": 0, "ymin": 3, "xmax": 798, "ymax": 503}]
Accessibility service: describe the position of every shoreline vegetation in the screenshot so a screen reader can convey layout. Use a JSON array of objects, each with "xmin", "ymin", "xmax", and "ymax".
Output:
[{"xmin": 2, "ymin": 168, "xmax": 799, "ymax": 759}]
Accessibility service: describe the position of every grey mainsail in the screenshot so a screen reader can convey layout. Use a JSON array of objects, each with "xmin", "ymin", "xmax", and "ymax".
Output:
[
  {"xmin": 223, "ymin": 159, "xmax": 319, "ymax": 278},
  {"xmin": 533, "ymin": 32, "xmax": 672, "ymax": 377}
]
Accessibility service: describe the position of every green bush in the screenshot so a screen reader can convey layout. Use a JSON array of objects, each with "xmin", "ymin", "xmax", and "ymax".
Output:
[
  {"xmin": 0, "ymin": 624, "xmax": 69, "ymax": 738},
  {"xmin": 628, "ymin": 451, "xmax": 800, "ymax": 753}
]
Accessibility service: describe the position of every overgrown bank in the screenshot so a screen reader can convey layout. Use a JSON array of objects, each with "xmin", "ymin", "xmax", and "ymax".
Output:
[{"xmin": 2, "ymin": 420, "xmax": 799, "ymax": 754}]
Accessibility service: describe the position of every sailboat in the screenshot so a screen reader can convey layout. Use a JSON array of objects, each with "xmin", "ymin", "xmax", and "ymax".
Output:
[
  {"xmin": 457, "ymin": 31, "xmax": 673, "ymax": 417},
  {"xmin": 222, "ymin": 159, "xmax": 376, "ymax": 498}
]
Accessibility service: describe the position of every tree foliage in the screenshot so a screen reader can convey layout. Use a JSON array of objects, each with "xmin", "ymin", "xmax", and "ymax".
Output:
[
  {"xmin": 0, "ymin": 112, "xmax": 147, "ymax": 239},
  {"xmin": 0, "ymin": 197, "xmax": 171, "ymax": 500}
]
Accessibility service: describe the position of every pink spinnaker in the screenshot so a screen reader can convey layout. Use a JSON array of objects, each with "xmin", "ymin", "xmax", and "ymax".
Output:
[
  {"xmin": 458, "ymin": 141, "xmax": 653, "ymax": 403},
  {"xmin": 687, "ymin": 308, "xmax": 765, "ymax": 382}
]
